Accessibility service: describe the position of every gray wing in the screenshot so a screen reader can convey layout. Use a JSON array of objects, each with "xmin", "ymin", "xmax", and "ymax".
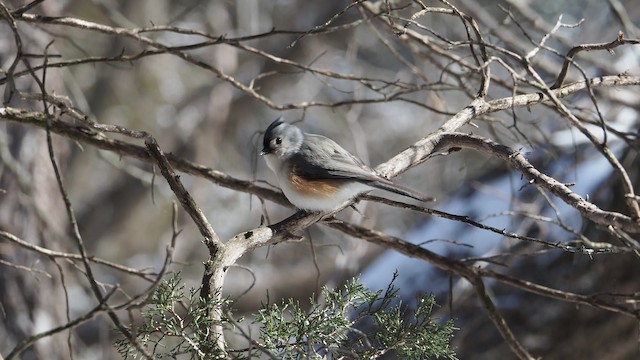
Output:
[
  {"xmin": 297, "ymin": 134, "xmax": 381, "ymax": 181},
  {"xmin": 296, "ymin": 134, "xmax": 431, "ymax": 202}
]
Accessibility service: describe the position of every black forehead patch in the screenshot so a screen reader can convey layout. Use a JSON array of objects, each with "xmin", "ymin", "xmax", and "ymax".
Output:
[
  {"xmin": 265, "ymin": 117, "xmax": 284, "ymax": 137},
  {"xmin": 263, "ymin": 117, "xmax": 284, "ymax": 151}
]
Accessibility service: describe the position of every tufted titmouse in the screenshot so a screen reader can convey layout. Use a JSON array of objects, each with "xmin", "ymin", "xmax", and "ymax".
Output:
[{"xmin": 260, "ymin": 118, "xmax": 431, "ymax": 211}]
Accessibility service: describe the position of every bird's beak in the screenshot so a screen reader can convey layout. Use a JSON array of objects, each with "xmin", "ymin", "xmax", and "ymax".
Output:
[{"xmin": 260, "ymin": 147, "xmax": 269, "ymax": 156}]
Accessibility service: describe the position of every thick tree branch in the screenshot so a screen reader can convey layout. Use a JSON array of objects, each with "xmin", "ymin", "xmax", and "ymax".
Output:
[
  {"xmin": 375, "ymin": 75, "xmax": 640, "ymax": 177},
  {"xmin": 433, "ymin": 133, "xmax": 640, "ymax": 233}
]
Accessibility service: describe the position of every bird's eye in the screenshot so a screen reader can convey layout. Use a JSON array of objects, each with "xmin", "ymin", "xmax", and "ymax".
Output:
[{"xmin": 275, "ymin": 137, "xmax": 282, "ymax": 145}]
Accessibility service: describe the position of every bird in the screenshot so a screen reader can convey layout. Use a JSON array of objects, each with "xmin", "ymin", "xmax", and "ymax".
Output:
[{"xmin": 260, "ymin": 117, "xmax": 430, "ymax": 211}]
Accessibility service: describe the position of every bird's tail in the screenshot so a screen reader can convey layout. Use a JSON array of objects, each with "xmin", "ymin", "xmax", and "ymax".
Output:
[{"xmin": 366, "ymin": 179, "xmax": 434, "ymax": 203}]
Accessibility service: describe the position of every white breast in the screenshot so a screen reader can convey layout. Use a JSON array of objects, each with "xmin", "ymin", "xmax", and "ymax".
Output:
[{"xmin": 281, "ymin": 180, "xmax": 369, "ymax": 211}]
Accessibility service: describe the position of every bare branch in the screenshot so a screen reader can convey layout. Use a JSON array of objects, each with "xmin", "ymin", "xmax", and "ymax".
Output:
[
  {"xmin": 432, "ymin": 133, "xmax": 640, "ymax": 233},
  {"xmin": 552, "ymin": 32, "xmax": 640, "ymax": 89}
]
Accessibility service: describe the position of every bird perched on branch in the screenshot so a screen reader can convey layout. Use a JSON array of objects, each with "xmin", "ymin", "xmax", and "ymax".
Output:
[{"xmin": 260, "ymin": 118, "xmax": 431, "ymax": 211}]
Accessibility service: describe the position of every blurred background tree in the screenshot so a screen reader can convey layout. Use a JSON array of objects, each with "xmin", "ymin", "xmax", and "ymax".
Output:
[{"xmin": 1, "ymin": 0, "xmax": 639, "ymax": 359}]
